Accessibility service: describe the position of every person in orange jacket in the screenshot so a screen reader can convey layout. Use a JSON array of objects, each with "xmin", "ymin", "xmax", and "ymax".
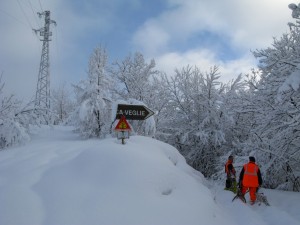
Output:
[
  {"xmin": 239, "ymin": 156, "xmax": 263, "ymax": 204},
  {"xmin": 225, "ymin": 155, "xmax": 236, "ymax": 179},
  {"xmin": 225, "ymin": 155, "xmax": 237, "ymax": 192}
]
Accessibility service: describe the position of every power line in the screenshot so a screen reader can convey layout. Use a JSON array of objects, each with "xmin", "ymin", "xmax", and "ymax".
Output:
[
  {"xmin": 38, "ymin": 0, "xmax": 44, "ymax": 12},
  {"xmin": 0, "ymin": 3, "xmax": 41, "ymax": 56},
  {"xmin": 0, "ymin": 8, "xmax": 29, "ymax": 28},
  {"xmin": 28, "ymin": 0, "xmax": 42, "ymax": 27},
  {"xmin": 16, "ymin": 0, "xmax": 34, "ymax": 29}
]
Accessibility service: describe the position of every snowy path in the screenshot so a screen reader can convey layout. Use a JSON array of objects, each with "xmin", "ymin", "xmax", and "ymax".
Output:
[
  {"xmin": 0, "ymin": 126, "xmax": 299, "ymax": 225},
  {"xmin": 0, "ymin": 126, "xmax": 86, "ymax": 224},
  {"xmin": 213, "ymin": 186, "xmax": 300, "ymax": 225}
]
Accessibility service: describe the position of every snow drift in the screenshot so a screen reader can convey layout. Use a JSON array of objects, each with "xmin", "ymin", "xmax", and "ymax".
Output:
[
  {"xmin": 0, "ymin": 126, "xmax": 299, "ymax": 225},
  {"xmin": 0, "ymin": 126, "xmax": 230, "ymax": 225}
]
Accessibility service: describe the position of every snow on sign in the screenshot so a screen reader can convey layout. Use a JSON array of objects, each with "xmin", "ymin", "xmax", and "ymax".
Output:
[
  {"xmin": 114, "ymin": 115, "xmax": 131, "ymax": 131},
  {"xmin": 116, "ymin": 104, "xmax": 154, "ymax": 120}
]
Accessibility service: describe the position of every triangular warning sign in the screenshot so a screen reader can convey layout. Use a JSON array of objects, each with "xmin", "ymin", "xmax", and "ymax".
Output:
[{"xmin": 114, "ymin": 115, "xmax": 131, "ymax": 131}]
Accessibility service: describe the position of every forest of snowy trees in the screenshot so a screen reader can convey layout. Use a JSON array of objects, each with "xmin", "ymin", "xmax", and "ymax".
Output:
[{"xmin": 1, "ymin": 5, "xmax": 300, "ymax": 192}]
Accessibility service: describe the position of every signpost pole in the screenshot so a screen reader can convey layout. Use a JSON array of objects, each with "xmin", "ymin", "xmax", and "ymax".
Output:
[{"xmin": 121, "ymin": 131, "xmax": 125, "ymax": 145}]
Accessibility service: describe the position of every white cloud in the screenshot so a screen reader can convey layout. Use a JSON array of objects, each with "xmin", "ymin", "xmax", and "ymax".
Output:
[
  {"xmin": 0, "ymin": 0, "xmax": 295, "ymax": 102},
  {"xmin": 218, "ymin": 0, "xmax": 292, "ymax": 49},
  {"xmin": 218, "ymin": 55, "xmax": 257, "ymax": 82},
  {"xmin": 133, "ymin": 0, "xmax": 293, "ymax": 55},
  {"xmin": 132, "ymin": 0, "xmax": 292, "ymax": 85},
  {"xmin": 155, "ymin": 49, "xmax": 217, "ymax": 75},
  {"xmin": 155, "ymin": 48, "xmax": 256, "ymax": 82},
  {"xmin": 132, "ymin": 20, "xmax": 170, "ymax": 56}
]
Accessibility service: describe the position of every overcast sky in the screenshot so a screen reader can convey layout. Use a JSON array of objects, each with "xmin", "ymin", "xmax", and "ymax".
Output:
[{"xmin": 0, "ymin": 0, "xmax": 295, "ymax": 102}]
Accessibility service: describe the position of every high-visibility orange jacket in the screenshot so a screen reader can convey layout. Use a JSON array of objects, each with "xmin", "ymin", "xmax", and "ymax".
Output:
[
  {"xmin": 239, "ymin": 162, "xmax": 262, "ymax": 187},
  {"xmin": 225, "ymin": 160, "xmax": 236, "ymax": 178}
]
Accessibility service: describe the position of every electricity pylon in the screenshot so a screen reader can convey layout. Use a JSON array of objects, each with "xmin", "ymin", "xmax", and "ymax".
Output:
[{"xmin": 33, "ymin": 11, "xmax": 56, "ymax": 121}]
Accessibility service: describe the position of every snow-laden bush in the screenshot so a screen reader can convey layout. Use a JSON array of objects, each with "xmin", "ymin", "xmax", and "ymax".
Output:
[
  {"xmin": 0, "ymin": 118, "xmax": 30, "ymax": 149},
  {"xmin": 0, "ymin": 75, "xmax": 32, "ymax": 149}
]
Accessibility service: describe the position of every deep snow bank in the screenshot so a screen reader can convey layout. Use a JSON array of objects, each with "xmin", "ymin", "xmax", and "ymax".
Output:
[{"xmin": 0, "ymin": 126, "xmax": 235, "ymax": 225}]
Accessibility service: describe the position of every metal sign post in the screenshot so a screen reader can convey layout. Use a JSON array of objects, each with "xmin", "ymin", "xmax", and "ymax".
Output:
[
  {"xmin": 114, "ymin": 104, "xmax": 155, "ymax": 144},
  {"xmin": 114, "ymin": 115, "xmax": 131, "ymax": 144}
]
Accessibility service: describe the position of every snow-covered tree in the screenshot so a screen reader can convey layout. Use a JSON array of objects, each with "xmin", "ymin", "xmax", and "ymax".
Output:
[
  {"xmin": 72, "ymin": 46, "xmax": 112, "ymax": 138},
  {"xmin": 159, "ymin": 65, "xmax": 228, "ymax": 177},
  {"xmin": 110, "ymin": 52, "xmax": 158, "ymax": 135},
  {"xmin": 52, "ymin": 83, "xmax": 75, "ymax": 124},
  {"xmin": 148, "ymin": 72, "xmax": 174, "ymax": 139},
  {"xmin": 215, "ymin": 74, "xmax": 249, "ymax": 155},
  {"xmin": 0, "ymin": 75, "xmax": 30, "ymax": 149},
  {"xmin": 110, "ymin": 52, "xmax": 158, "ymax": 103},
  {"xmin": 240, "ymin": 9, "xmax": 300, "ymax": 190}
]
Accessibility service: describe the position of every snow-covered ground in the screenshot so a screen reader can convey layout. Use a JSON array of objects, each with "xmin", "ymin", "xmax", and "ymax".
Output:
[{"xmin": 0, "ymin": 126, "xmax": 299, "ymax": 225}]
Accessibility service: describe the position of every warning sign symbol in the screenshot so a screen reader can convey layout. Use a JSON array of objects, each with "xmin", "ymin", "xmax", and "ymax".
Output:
[{"xmin": 114, "ymin": 115, "xmax": 131, "ymax": 131}]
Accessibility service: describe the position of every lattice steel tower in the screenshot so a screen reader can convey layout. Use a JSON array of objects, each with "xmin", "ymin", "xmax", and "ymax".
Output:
[{"xmin": 34, "ymin": 11, "xmax": 56, "ymax": 111}]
